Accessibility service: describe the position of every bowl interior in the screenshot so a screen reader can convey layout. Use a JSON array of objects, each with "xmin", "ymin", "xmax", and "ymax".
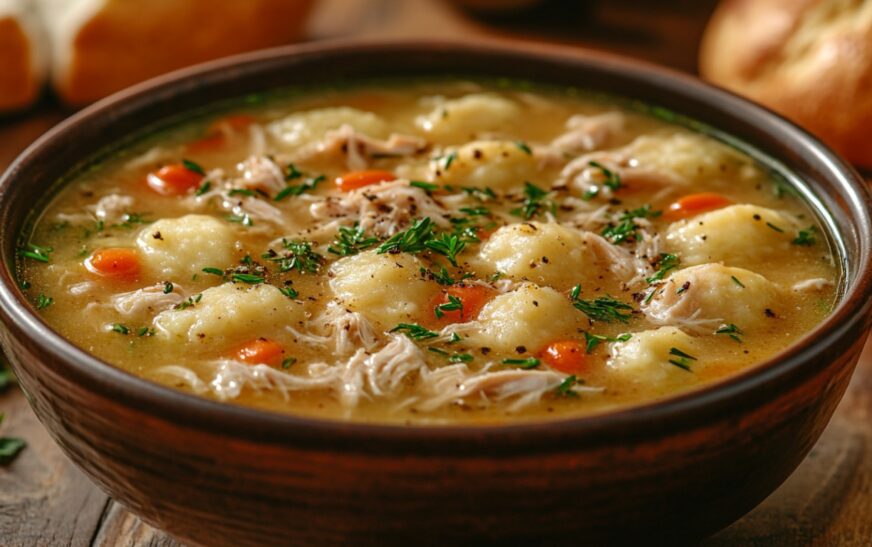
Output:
[{"xmin": 1, "ymin": 40, "xmax": 870, "ymax": 452}]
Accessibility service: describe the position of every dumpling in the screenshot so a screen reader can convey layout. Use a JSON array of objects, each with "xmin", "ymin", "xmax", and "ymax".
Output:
[
  {"xmin": 329, "ymin": 250, "xmax": 436, "ymax": 328},
  {"xmin": 268, "ymin": 106, "xmax": 387, "ymax": 148},
  {"xmin": 607, "ymin": 326, "xmax": 701, "ymax": 386},
  {"xmin": 664, "ymin": 204, "xmax": 800, "ymax": 269},
  {"xmin": 153, "ymin": 283, "xmax": 305, "ymax": 348},
  {"xmin": 644, "ymin": 263, "xmax": 779, "ymax": 331},
  {"xmin": 466, "ymin": 283, "xmax": 580, "ymax": 354},
  {"xmin": 136, "ymin": 215, "xmax": 236, "ymax": 280},
  {"xmin": 415, "ymin": 93, "xmax": 520, "ymax": 143},
  {"xmin": 432, "ymin": 140, "xmax": 540, "ymax": 190},
  {"xmin": 476, "ymin": 222, "xmax": 635, "ymax": 290}
]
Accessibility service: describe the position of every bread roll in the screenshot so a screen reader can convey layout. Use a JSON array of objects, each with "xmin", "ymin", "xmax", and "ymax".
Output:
[
  {"xmin": 0, "ymin": 0, "xmax": 46, "ymax": 111},
  {"xmin": 700, "ymin": 0, "xmax": 872, "ymax": 167},
  {"xmin": 39, "ymin": 0, "xmax": 314, "ymax": 105}
]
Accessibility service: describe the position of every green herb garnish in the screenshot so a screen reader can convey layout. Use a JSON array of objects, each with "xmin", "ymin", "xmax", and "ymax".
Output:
[
  {"xmin": 555, "ymin": 375, "xmax": 579, "ymax": 397},
  {"xmin": 502, "ymin": 357, "xmax": 540, "ymax": 369},
  {"xmin": 731, "ymin": 275, "xmax": 745, "ymax": 288},
  {"xmin": 434, "ymin": 294, "xmax": 463, "ymax": 319},
  {"xmin": 377, "ymin": 217, "xmax": 435, "ymax": 255},
  {"xmin": 588, "ymin": 161, "xmax": 621, "ymax": 192},
  {"xmin": 264, "ymin": 239, "xmax": 323, "ymax": 274},
  {"xmin": 194, "ymin": 180, "xmax": 211, "ymax": 196},
  {"xmin": 390, "ymin": 323, "xmax": 439, "ymax": 341},
  {"xmin": 279, "ymin": 286, "xmax": 298, "ymax": 299},
  {"xmin": 583, "ymin": 332, "xmax": 632, "ymax": 353},
  {"xmin": 281, "ymin": 357, "xmax": 297, "ymax": 369},
  {"xmin": 274, "ymin": 175, "xmax": 325, "ymax": 201},
  {"xmin": 667, "ymin": 347, "xmax": 697, "ymax": 371},
  {"xmin": 163, "ymin": 282, "xmax": 174, "ymax": 294},
  {"xmin": 35, "ymin": 294, "xmax": 53, "ymax": 310},
  {"xmin": 231, "ymin": 273, "xmax": 264, "ymax": 284},
  {"xmin": 111, "ymin": 323, "xmax": 129, "ymax": 335},
  {"xmin": 202, "ymin": 267, "xmax": 224, "ymax": 276},
  {"xmin": 182, "ymin": 158, "xmax": 206, "ymax": 176},
  {"xmin": 18, "ymin": 243, "xmax": 52, "ymax": 263},
  {"xmin": 515, "ymin": 141, "xmax": 532, "ymax": 155},
  {"xmin": 645, "ymin": 253, "xmax": 680, "ymax": 284},
  {"xmin": 601, "ymin": 205, "xmax": 661, "ymax": 244},
  {"xmin": 716, "ymin": 323, "xmax": 743, "ymax": 343},
  {"xmin": 792, "ymin": 226, "xmax": 817, "ymax": 246},
  {"xmin": 424, "ymin": 233, "xmax": 466, "ymax": 267},
  {"xmin": 573, "ymin": 295, "xmax": 634, "ymax": 323},
  {"xmin": 510, "ymin": 181, "xmax": 551, "ymax": 220},
  {"xmin": 410, "ymin": 180, "xmax": 440, "ymax": 192},
  {"xmin": 328, "ymin": 223, "xmax": 379, "ymax": 257}
]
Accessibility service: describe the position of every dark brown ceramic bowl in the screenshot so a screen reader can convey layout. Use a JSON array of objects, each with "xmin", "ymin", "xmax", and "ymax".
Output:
[{"xmin": 0, "ymin": 41, "xmax": 870, "ymax": 546}]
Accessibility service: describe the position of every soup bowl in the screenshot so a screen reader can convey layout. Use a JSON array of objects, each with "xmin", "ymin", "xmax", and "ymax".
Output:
[{"xmin": 0, "ymin": 41, "xmax": 870, "ymax": 545}]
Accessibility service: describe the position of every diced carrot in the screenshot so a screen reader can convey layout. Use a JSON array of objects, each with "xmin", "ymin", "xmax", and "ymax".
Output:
[
  {"xmin": 664, "ymin": 193, "xmax": 732, "ymax": 220},
  {"xmin": 146, "ymin": 163, "xmax": 205, "ymax": 196},
  {"xmin": 540, "ymin": 340, "xmax": 587, "ymax": 374},
  {"xmin": 431, "ymin": 284, "xmax": 490, "ymax": 324},
  {"xmin": 185, "ymin": 132, "xmax": 227, "ymax": 153},
  {"xmin": 85, "ymin": 248, "xmax": 140, "ymax": 279},
  {"xmin": 335, "ymin": 170, "xmax": 396, "ymax": 192},
  {"xmin": 235, "ymin": 338, "xmax": 284, "ymax": 366}
]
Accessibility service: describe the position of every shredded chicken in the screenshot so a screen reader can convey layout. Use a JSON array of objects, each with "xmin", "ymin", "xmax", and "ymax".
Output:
[
  {"xmin": 233, "ymin": 155, "xmax": 286, "ymax": 194},
  {"xmin": 309, "ymin": 179, "xmax": 451, "ymax": 237},
  {"xmin": 293, "ymin": 124, "xmax": 427, "ymax": 170},
  {"xmin": 535, "ymin": 112, "xmax": 625, "ymax": 167},
  {"xmin": 111, "ymin": 283, "xmax": 187, "ymax": 316},
  {"xmin": 792, "ymin": 278, "xmax": 834, "ymax": 291}
]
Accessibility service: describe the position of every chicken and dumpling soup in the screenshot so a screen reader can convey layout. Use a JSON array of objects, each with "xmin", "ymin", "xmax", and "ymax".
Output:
[{"xmin": 18, "ymin": 81, "xmax": 839, "ymax": 424}]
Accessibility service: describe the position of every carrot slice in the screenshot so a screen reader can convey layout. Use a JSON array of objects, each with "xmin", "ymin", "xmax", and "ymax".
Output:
[
  {"xmin": 540, "ymin": 340, "xmax": 587, "ymax": 374},
  {"xmin": 335, "ymin": 170, "xmax": 396, "ymax": 192},
  {"xmin": 235, "ymin": 338, "xmax": 284, "ymax": 366},
  {"xmin": 665, "ymin": 193, "xmax": 732, "ymax": 221},
  {"xmin": 85, "ymin": 248, "xmax": 140, "ymax": 279},
  {"xmin": 146, "ymin": 163, "xmax": 205, "ymax": 196},
  {"xmin": 432, "ymin": 285, "xmax": 490, "ymax": 324}
]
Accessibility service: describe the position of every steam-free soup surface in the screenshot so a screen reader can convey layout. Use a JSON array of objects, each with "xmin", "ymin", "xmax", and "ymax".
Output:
[{"xmin": 20, "ymin": 81, "xmax": 838, "ymax": 424}]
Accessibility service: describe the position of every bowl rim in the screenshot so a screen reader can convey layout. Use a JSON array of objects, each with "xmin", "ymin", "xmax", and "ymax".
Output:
[{"xmin": 2, "ymin": 38, "xmax": 871, "ymax": 455}]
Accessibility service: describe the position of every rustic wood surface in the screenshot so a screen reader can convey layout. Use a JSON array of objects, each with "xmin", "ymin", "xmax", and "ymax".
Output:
[{"xmin": 1, "ymin": 0, "xmax": 870, "ymax": 545}]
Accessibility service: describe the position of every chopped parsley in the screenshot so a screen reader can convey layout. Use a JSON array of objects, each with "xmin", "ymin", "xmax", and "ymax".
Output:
[
  {"xmin": 792, "ymin": 226, "xmax": 817, "ymax": 246},
  {"xmin": 279, "ymin": 286, "xmax": 299, "ymax": 299},
  {"xmin": 442, "ymin": 152, "xmax": 457, "ymax": 170},
  {"xmin": 194, "ymin": 180, "xmax": 211, "ymax": 196},
  {"xmin": 460, "ymin": 186, "xmax": 497, "ymax": 201},
  {"xmin": 231, "ymin": 273, "xmax": 264, "ymax": 284},
  {"xmin": 510, "ymin": 181, "xmax": 552, "ymax": 220},
  {"xmin": 731, "ymin": 275, "xmax": 745, "ymax": 288},
  {"xmin": 583, "ymin": 161, "xmax": 621, "ymax": 201},
  {"xmin": 434, "ymin": 295, "xmax": 463, "ymax": 319},
  {"xmin": 645, "ymin": 253, "xmax": 680, "ymax": 284},
  {"xmin": 424, "ymin": 233, "xmax": 466, "ymax": 267},
  {"xmin": 410, "ymin": 180, "xmax": 440, "ymax": 192},
  {"xmin": 264, "ymin": 239, "xmax": 323, "ymax": 274},
  {"xmin": 274, "ymin": 175, "xmax": 325, "ymax": 201},
  {"xmin": 228, "ymin": 188, "xmax": 256, "ymax": 197},
  {"xmin": 514, "ymin": 141, "xmax": 533, "ymax": 155},
  {"xmin": 202, "ymin": 267, "xmax": 224, "ymax": 276},
  {"xmin": 421, "ymin": 266, "xmax": 458, "ymax": 286},
  {"xmin": 328, "ymin": 223, "xmax": 379, "ymax": 256},
  {"xmin": 668, "ymin": 347, "xmax": 697, "ymax": 371},
  {"xmin": 716, "ymin": 323, "xmax": 743, "ymax": 343},
  {"xmin": 281, "ymin": 357, "xmax": 297, "ymax": 369},
  {"xmin": 390, "ymin": 323, "xmax": 439, "ymax": 341},
  {"xmin": 163, "ymin": 282, "xmax": 174, "ymax": 294},
  {"xmin": 136, "ymin": 327, "xmax": 155, "ymax": 337},
  {"xmin": 284, "ymin": 163, "xmax": 302, "ymax": 181},
  {"xmin": 572, "ymin": 294, "xmax": 634, "ymax": 323},
  {"xmin": 35, "ymin": 294, "xmax": 53, "ymax": 310},
  {"xmin": 555, "ymin": 375, "xmax": 579, "ymax": 397},
  {"xmin": 377, "ymin": 218, "xmax": 435, "ymax": 255},
  {"xmin": 601, "ymin": 205, "xmax": 661, "ymax": 244},
  {"xmin": 765, "ymin": 222, "xmax": 784, "ymax": 233},
  {"xmin": 182, "ymin": 158, "xmax": 206, "ymax": 176},
  {"xmin": 502, "ymin": 357, "xmax": 540, "ymax": 369},
  {"xmin": 428, "ymin": 347, "xmax": 473, "ymax": 363},
  {"xmin": 173, "ymin": 293, "xmax": 202, "ymax": 310},
  {"xmin": 583, "ymin": 332, "xmax": 632, "ymax": 353},
  {"xmin": 18, "ymin": 243, "xmax": 52, "ymax": 263},
  {"xmin": 111, "ymin": 323, "xmax": 130, "ymax": 335}
]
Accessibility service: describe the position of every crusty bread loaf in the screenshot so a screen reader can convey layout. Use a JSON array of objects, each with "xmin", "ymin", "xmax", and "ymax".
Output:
[
  {"xmin": 700, "ymin": 0, "xmax": 872, "ymax": 168},
  {"xmin": 39, "ymin": 0, "xmax": 314, "ymax": 105},
  {"xmin": 0, "ymin": 0, "xmax": 47, "ymax": 112}
]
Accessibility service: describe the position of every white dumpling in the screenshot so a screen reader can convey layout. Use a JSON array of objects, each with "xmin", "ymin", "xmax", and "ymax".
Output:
[
  {"xmin": 466, "ymin": 283, "xmax": 580, "ymax": 354},
  {"xmin": 607, "ymin": 327, "xmax": 701, "ymax": 385},
  {"xmin": 136, "ymin": 215, "xmax": 236, "ymax": 280},
  {"xmin": 329, "ymin": 250, "xmax": 435, "ymax": 328},
  {"xmin": 644, "ymin": 263, "xmax": 779, "ymax": 331},
  {"xmin": 476, "ymin": 222, "xmax": 635, "ymax": 289},
  {"xmin": 153, "ymin": 283, "xmax": 305, "ymax": 347},
  {"xmin": 623, "ymin": 131, "xmax": 753, "ymax": 185},
  {"xmin": 664, "ymin": 204, "xmax": 800, "ymax": 269},
  {"xmin": 433, "ymin": 140, "xmax": 540, "ymax": 189},
  {"xmin": 268, "ymin": 106, "xmax": 387, "ymax": 148},
  {"xmin": 415, "ymin": 93, "xmax": 520, "ymax": 142}
]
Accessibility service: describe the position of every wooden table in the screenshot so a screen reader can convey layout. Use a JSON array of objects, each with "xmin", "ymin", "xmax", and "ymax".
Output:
[{"xmin": 1, "ymin": 0, "xmax": 870, "ymax": 544}]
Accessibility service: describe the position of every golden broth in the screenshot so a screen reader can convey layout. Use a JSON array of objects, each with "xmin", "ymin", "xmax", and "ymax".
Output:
[{"xmin": 19, "ymin": 81, "xmax": 838, "ymax": 425}]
